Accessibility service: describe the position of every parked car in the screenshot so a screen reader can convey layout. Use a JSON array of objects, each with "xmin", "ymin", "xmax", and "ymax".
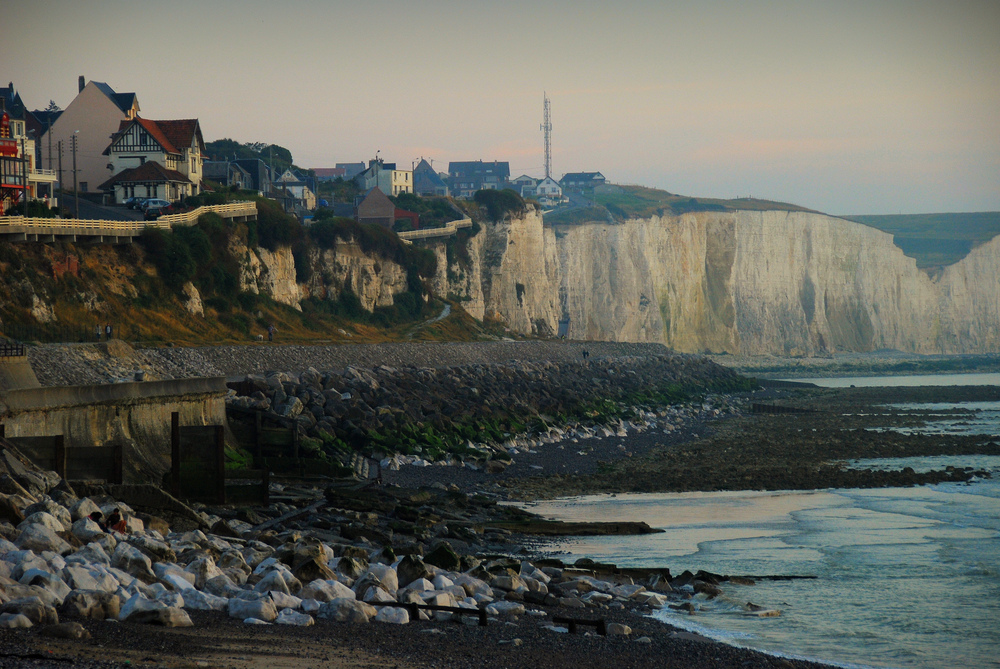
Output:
[
  {"xmin": 141, "ymin": 198, "xmax": 171, "ymax": 212},
  {"xmin": 124, "ymin": 196, "xmax": 147, "ymax": 210},
  {"xmin": 143, "ymin": 203, "xmax": 175, "ymax": 220}
]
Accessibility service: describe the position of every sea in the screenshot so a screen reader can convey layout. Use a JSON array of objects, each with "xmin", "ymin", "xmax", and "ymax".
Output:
[{"xmin": 523, "ymin": 373, "xmax": 1000, "ymax": 669}]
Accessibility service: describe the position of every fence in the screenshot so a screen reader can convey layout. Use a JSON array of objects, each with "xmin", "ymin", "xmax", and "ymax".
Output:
[
  {"xmin": 0, "ymin": 201, "xmax": 257, "ymax": 242},
  {"xmin": 397, "ymin": 217, "xmax": 472, "ymax": 243}
]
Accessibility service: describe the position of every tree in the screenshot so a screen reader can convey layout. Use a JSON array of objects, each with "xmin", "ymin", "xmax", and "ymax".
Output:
[{"xmin": 44, "ymin": 100, "xmax": 61, "ymax": 112}]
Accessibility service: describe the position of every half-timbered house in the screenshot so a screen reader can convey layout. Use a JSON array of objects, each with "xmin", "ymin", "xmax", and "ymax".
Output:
[{"xmin": 100, "ymin": 117, "xmax": 206, "ymax": 203}]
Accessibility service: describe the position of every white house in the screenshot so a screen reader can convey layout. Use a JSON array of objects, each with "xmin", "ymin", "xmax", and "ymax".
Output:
[
  {"xmin": 100, "ymin": 117, "xmax": 206, "ymax": 203},
  {"xmin": 40, "ymin": 77, "xmax": 139, "ymax": 194}
]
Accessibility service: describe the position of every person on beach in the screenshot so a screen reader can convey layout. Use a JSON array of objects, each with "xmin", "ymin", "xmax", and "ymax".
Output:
[
  {"xmin": 106, "ymin": 508, "xmax": 128, "ymax": 534},
  {"xmin": 88, "ymin": 510, "xmax": 108, "ymax": 532},
  {"xmin": 267, "ymin": 324, "xmax": 276, "ymax": 342},
  {"xmin": 105, "ymin": 323, "xmax": 113, "ymax": 340},
  {"xmin": 95, "ymin": 324, "xmax": 101, "ymax": 341},
  {"xmin": 582, "ymin": 349, "xmax": 589, "ymax": 360}
]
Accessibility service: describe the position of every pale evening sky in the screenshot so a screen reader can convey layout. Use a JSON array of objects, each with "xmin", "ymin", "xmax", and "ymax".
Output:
[{"xmin": 6, "ymin": 0, "xmax": 999, "ymax": 215}]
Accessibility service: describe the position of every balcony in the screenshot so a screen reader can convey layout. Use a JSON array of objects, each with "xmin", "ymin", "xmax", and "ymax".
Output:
[{"xmin": 29, "ymin": 168, "xmax": 57, "ymax": 183}]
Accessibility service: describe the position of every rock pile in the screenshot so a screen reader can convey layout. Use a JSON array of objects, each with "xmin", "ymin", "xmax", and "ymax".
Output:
[
  {"xmin": 227, "ymin": 354, "xmax": 749, "ymax": 461},
  {"xmin": 1, "ymin": 440, "xmax": 772, "ymax": 637}
]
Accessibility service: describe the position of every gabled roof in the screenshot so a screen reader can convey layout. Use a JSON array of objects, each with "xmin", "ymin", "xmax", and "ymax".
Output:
[
  {"xmin": 99, "ymin": 161, "xmax": 191, "ymax": 190},
  {"xmin": 0, "ymin": 83, "xmax": 27, "ymax": 119},
  {"xmin": 91, "ymin": 81, "xmax": 138, "ymax": 115},
  {"xmin": 105, "ymin": 117, "xmax": 205, "ymax": 155},
  {"xmin": 155, "ymin": 119, "xmax": 205, "ymax": 153},
  {"xmin": 448, "ymin": 160, "xmax": 511, "ymax": 178},
  {"xmin": 313, "ymin": 167, "xmax": 345, "ymax": 178},
  {"xmin": 560, "ymin": 171, "xmax": 606, "ymax": 182}
]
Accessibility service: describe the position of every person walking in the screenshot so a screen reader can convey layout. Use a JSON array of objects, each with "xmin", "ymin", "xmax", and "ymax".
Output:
[
  {"xmin": 267, "ymin": 324, "xmax": 276, "ymax": 342},
  {"xmin": 105, "ymin": 323, "xmax": 113, "ymax": 340},
  {"xmin": 95, "ymin": 324, "xmax": 101, "ymax": 341}
]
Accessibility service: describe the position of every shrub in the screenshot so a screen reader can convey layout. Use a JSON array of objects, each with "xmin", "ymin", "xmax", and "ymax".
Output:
[
  {"xmin": 474, "ymin": 189, "xmax": 526, "ymax": 221},
  {"xmin": 255, "ymin": 199, "xmax": 301, "ymax": 250}
]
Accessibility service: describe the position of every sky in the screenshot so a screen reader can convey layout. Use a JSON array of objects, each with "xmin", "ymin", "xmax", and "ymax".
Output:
[{"xmin": 6, "ymin": 0, "xmax": 999, "ymax": 215}]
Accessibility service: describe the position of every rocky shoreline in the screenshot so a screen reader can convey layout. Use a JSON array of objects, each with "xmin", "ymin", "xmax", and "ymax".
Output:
[
  {"xmin": 5, "ymin": 343, "xmax": 997, "ymax": 668},
  {"xmin": 0, "ymin": 435, "xmax": 831, "ymax": 669}
]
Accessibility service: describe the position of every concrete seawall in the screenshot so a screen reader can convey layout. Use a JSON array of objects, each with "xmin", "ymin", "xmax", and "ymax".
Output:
[{"xmin": 0, "ymin": 377, "xmax": 228, "ymax": 483}]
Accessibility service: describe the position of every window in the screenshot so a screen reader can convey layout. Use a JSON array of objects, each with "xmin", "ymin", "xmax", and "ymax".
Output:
[{"xmin": 80, "ymin": 182, "xmax": 88, "ymax": 192}]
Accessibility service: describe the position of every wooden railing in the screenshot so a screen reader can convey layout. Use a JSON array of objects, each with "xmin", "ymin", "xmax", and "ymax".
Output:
[
  {"xmin": 397, "ymin": 217, "xmax": 472, "ymax": 242},
  {"xmin": 0, "ymin": 201, "xmax": 257, "ymax": 237}
]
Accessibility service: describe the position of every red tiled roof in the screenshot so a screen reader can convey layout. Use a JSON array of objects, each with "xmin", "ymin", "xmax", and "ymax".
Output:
[
  {"xmin": 105, "ymin": 117, "xmax": 204, "ymax": 155},
  {"xmin": 99, "ymin": 161, "xmax": 191, "ymax": 190},
  {"xmin": 155, "ymin": 119, "xmax": 205, "ymax": 154}
]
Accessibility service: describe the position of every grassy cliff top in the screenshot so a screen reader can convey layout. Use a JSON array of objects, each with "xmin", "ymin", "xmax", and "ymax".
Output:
[
  {"xmin": 545, "ymin": 185, "xmax": 813, "ymax": 225},
  {"xmin": 842, "ymin": 212, "xmax": 1000, "ymax": 269}
]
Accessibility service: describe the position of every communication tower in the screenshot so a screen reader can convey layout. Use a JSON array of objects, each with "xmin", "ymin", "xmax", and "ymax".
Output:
[{"xmin": 540, "ymin": 93, "xmax": 552, "ymax": 179}]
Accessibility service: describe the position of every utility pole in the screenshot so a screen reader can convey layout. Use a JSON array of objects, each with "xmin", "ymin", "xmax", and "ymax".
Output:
[
  {"xmin": 20, "ymin": 134, "xmax": 27, "ymax": 211},
  {"xmin": 57, "ymin": 140, "xmax": 63, "ymax": 199},
  {"xmin": 46, "ymin": 119, "xmax": 52, "ymax": 171},
  {"xmin": 540, "ymin": 93, "xmax": 552, "ymax": 180},
  {"xmin": 71, "ymin": 131, "xmax": 79, "ymax": 219}
]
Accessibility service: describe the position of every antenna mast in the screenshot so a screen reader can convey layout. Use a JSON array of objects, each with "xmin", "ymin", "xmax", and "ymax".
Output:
[{"xmin": 540, "ymin": 93, "xmax": 552, "ymax": 179}]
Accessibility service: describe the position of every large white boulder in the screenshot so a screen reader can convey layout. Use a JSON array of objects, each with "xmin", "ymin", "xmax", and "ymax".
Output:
[
  {"xmin": 185, "ymin": 557, "xmax": 224, "ymax": 590},
  {"xmin": 70, "ymin": 518, "xmax": 107, "ymax": 543},
  {"xmin": 69, "ymin": 498, "xmax": 102, "ymax": 522},
  {"xmin": 180, "ymin": 589, "xmax": 228, "ymax": 612},
  {"xmin": 14, "ymin": 524, "xmax": 71, "ymax": 555},
  {"xmin": 228, "ymin": 597, "xmax": 277, "ymax": 622},
  {"xmin": 316, "ymin": 597, "xmax": 376, "ymax": 623},
  {"xmin": 373, "ymin": 606, "xmax": 410, "ymax": 624},
  {"xmin": 18, "ymin": 511, "xmax": 67, "ymax": 534},
  {"xmin": 275, "ymin": 608, "xmax": 314, "ymax": 626},
  {"xmin": 299, "ymin": 579, "xmax": 355, "ymax": 602},
  {"xmin": 65, "ymin": 543, "xmax": 111, "ymax": 567},
  {"xmin": 111, "ymin": 543, "xmax": 154, "ymax": 582},
  {"xmin": 486, "ymin": 601, "xmax": 525, "ymax": 617},
  {"xmin": 269, "ymin": 591, "xmax": 302, "ymax": 610}
]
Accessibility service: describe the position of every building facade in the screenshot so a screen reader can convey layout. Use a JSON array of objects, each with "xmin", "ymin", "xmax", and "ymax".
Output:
[
  {"xmin": 447, "ymin": 160, "xmax": 510, "ymax": 198},
  {"xmin": 40, "ymin": 77, "xmax": 139, "ymax": 194},
  {"xmin": 100, "ymin": 117, "xmax": 205, "ymax": 203}
]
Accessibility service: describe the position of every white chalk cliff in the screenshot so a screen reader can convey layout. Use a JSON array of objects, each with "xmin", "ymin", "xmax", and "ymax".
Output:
[{"xmin": 447, "ymin": 209, "xmax": 999, "ymax": 355}]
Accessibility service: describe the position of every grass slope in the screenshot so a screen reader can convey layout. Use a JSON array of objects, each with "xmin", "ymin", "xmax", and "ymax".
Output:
[
  {"xmin": 545, "ymin": 185, "xmax": 813, "ymax": 225},
  {"xmin": 842, "ymin": 212, "xmax": 1000, "ymax": 269}
]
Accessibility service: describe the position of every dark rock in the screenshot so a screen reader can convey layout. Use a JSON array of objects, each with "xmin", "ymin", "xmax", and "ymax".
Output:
[{"xmin": 424, "ymin": 541, "xmax": 461, "ymax": 571}]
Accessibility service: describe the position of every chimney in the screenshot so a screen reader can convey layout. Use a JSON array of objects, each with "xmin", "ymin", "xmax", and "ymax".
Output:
[{"xmin": 78, "ymin": 76, "xmax": 85, "ymax": 93}]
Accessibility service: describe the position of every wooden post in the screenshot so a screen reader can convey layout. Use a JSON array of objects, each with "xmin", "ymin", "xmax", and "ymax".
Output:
[
  {"xmin": 54, "ymin": 435, "xmax": 66, "ymax": 479},
  {"xmin": 170, "ymin": 412, "xmax": 180, "ymax": 496},
  {"xmin": 215, "ymin": 425, "xmax": 225, "ymax": 504},
  {"xmin": 254, "ymin": 410, "xmax": 262, "ymax": 464},
  {"xmin": 112, "ymin": 443, "xmax": 123, "ymax": 484}
]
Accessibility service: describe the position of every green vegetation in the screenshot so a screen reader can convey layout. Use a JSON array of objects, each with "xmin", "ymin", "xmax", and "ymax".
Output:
[
  {"xmin": 308, "ymin": 210, "xmax": 437, "ymax": 279},
  {"xmin": 544, "ymin": 206, "xmax": 611, "ymax": 225},
  {"xmin": 389, "ymin": 192, "xmax": 461, "ymax": 229},
  {"xmin": 474, "ymin": 188, "xmax": 528, "ymax": 221},
  {"xmin": 204, "ymin": 138, "xmax": 297, "ymax": 175},
  {"xmin": 843, "ymin": 212, "xmax": 1000, "ymax": 269},
  {"xmin": 587, "ymin": 185, "xmax": 812, "ymax": 221},
  {"xmin": 7, "ymin": 201, "xmax": 60, "ymax": 218}
]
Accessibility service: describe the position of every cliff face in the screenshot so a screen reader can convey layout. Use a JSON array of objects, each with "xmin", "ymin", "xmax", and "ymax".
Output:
[
  {"xmin": 458, "ymin": 210, "xmax": 1000, "ymax": 355},
  {"xmin": 234, "ymin": 239, "xmax": 410, "ymax": 313}
]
